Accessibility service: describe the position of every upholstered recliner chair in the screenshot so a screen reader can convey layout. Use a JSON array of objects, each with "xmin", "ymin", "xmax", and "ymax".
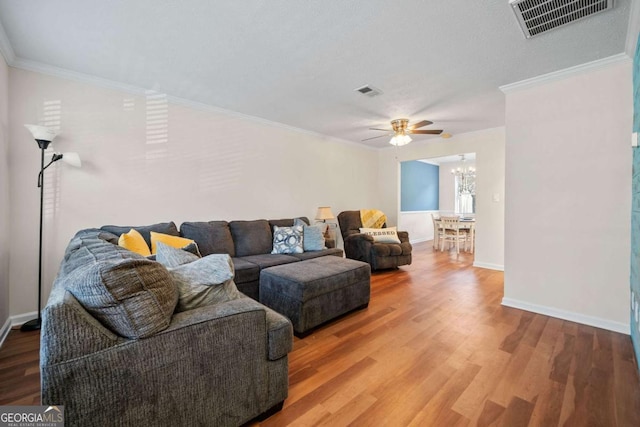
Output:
[{"xmin": 337, "ymin": 210, "xmax": 412, "ymax": 270}]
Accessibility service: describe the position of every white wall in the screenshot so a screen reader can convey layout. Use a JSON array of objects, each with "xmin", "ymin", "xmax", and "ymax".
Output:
[
  {"xmin": 503, "ymin": 61, "xmax": 632, "ymax": 332},
  {"xmin": 398, "ymin": 210, "xmax": 439, "ymax": 243},
  {"xmin": 0, "ymin": 53, "xmax": 9, "ymax": 330},
  {"xmin": 8, "ymin": 68, "xmax": 379, "ymax": 316},
  {"xmin": 378, "ymin": 127, "xmax": 505, "ymax": 270}
]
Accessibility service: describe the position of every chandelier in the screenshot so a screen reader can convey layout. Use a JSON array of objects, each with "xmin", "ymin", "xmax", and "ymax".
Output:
[{"xmin": 451, "ymin": 154, "xmax": 475, "ymax": 195}]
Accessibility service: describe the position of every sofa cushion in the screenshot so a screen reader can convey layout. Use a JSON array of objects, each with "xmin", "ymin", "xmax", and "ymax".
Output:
[
  {"xmin": 101, "ymin": 222, "xmax": 179, "ymax": 248},
  {"xmin": 180, "ymin": 221, "xmax": 235, "ymax": 257},
  {"xmin": 169, "ymin": 254, "xmax": 241, "ymax": 313},
  {"xmin": 229, "ymin": 220, "xmax": 272, "ymax": 257},
  {"xmin": 290, "ymin": 248, "xmax": 344, "ymax": 260},
  {"xmin": 240, "ymin": 254, "xmax": 300, "ymax": 269},
  {"xmin": 231, "ymin": 258, "xmax": 261, "ymax": 284},
  {"xmin": 63, "ymin": 235, "xmax": 178, "ymax": 339},
  {"xmin": 271, "ymin": 225, "xmax": 303, "ymax": 254}
]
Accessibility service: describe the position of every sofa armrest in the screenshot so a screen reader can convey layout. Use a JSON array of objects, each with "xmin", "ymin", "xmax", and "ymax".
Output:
[
  {"xmin": 167, "ymin": 296, "xmax": 293, "ymax": 361},
  {"xmin": 344, "ymin": 233, "xmax": 374, "ymax": 243},
  {"xmin": 41, "ymin": 289, "xmax": 127, "ymax": 366},
  {"xmin": 41, "ymin": 297, "xmax": 288, "ymax": 426},
  {"xmin": 342, "ymin": 233, "xmax": 374, "ymax": 263},
  {"xmin": 398, "ymin": 231, "xmax": 410, "ymax": 243}
]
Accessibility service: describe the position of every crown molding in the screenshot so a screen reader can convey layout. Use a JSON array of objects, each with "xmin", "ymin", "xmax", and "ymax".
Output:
[
  {"xmin": 626, "ymin": 0, "xmax": 640, "ymax": 57},
  {"xmin": 10, "ymin": 58, "xmax": 375, "ymax": 152},
  {"xmin": 500, "ymin": 53, "xmax": 631, "ymax": 93},
  {"xmin": 0, "ymin": 19, "xmax": 15, "ymax": 65}
]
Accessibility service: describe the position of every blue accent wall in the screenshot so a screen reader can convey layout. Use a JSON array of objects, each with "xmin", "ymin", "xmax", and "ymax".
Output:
[
  {"xmin": 401, "ymin": 161, "xmax": 439, "ymax": 211},
  {"xmin": 631, "ymin": 31, "xmax": 640, "ymax": 372}
]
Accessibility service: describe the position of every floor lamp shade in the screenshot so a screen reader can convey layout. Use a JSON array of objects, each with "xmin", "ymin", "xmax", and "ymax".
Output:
[
  {"xmin": 24, "ymin": 124, "xmax": 58, "ymax": 145},
  {"xmin": 21, "ymin": 124, "xmax": 81, "ymax": 332},
  {"xmin": 56, "ymin": 152, "xmax": 82, "ymax": 168}
]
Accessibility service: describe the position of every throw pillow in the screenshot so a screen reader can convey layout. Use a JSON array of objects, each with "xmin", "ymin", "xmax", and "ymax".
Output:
[
  {"xmin": 150, "ymin": 231, "xmax": 196, "ymax": 254},
  {"xmin": 359, "ymin": 226, "xmax": 402, "ymax": 244},
  {"xmin": 271, "ymin": 225, "xmax": 303, "ymax": 254},
  {"xmin": 293, "ymin": 217, "xmax": 310, "ymax": 227},
  {"xmin": 118, "ymin": 228, "xmax": 151, "ymax": 256},
  {"xmin": 302, "ymin": 224, "xmax": 326, "ymax": 251},
  {"xmin": 101, "ymin": 222, "xmax": 179, "ymax": 248},
  {"xmin": 65, "ymin": 255, "xmax": 178, "ymax": 339},
  {"xmin": 155, "ymin": 241, "xmax": 200, "ymax": 268},
  {"xmin": 168, "ymin": 254, "xmax": 241, "ymax": 312}
]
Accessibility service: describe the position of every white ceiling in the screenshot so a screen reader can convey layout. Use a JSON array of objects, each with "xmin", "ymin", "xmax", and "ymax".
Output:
[{"xmin": 0, "ymin": 0, "xmax": 633, "ymax": 148}]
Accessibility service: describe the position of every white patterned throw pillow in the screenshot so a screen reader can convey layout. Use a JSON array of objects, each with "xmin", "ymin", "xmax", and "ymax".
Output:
[
  {"xmin": 271, "ymin": 225, "xmax": 303, "ymax": 254},
  {"xmin": 359, "ymin": 226, "xmax": 401, "ymax": 244}
]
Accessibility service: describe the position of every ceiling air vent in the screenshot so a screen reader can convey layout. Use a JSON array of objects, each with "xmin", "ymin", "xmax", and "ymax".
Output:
[
  {"xmin": 509, "ymin": 0, "xmax": 614, "ymax": 38},
  {"xmin": 355, "ymin": 85, "xmax": 383, "ymax": 97}
]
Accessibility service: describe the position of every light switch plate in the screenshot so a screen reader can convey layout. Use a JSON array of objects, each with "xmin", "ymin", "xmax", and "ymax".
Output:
[
  {"xmin": 633, "ymin": 132, "xmax": 638, "ymax": 147},
  {"xmin": 492, "ymin": 193, "xmax": 500, "ymax": 203}
]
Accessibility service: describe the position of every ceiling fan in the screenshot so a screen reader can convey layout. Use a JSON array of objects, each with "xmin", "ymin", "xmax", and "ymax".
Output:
[{"xmin": 363, "ymin": 118, "xmax": 446, "ymax": 146}]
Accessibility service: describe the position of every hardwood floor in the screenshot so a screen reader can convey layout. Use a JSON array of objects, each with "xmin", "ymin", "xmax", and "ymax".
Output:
[{"xmin": 1, "ymin": 242, "xmax": 639, "ymax": 426}]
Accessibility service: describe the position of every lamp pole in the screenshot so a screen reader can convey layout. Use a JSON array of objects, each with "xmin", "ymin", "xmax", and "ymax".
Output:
[{"xmin": 21, "ymin": 139, "xmax": 51, "ymax": 331}]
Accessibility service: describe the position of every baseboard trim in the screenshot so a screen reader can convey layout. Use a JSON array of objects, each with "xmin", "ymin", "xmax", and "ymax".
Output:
[
  {"xmin": 501, "ymin": 297, "xmax": 630, "ymax": 335},
  {"xmin": 409, "ymin": 238, "xmax": 429, "ymax": 244},
  {"xmin": 472, "ymin": 261, "xmax": 504, "ymax": 271},
  {"xmin": 0, "ymin": 317, "xmax": 11, "ymax": 350},
  {"xmin": 11, "ymin": 311, "xmax": 38, "ymax": 327}
]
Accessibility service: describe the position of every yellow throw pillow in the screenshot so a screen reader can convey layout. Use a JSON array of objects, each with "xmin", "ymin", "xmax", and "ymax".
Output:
[
  {"xmin": 150, "ymin": 231, "xmax": 196, "ymax": 254},
  {"xmin": 118, "ymin": 228, "xmax": 151, "ymax": 256}
]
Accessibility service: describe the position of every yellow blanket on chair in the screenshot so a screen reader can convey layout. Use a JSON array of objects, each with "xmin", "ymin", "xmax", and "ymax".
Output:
[{"xmin": 360, "ymin": 209, "xmax": 387, "ymax": 229}]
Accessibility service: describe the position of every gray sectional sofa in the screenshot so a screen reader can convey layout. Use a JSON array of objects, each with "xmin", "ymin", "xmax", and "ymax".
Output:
[
  {"xmin": 177, "ymin": 217, "xmax": 343, "ymax": 300},
  {"xmin": 41, "ymin": 228, "xmax": 293, "ymax": 427},
  {"xmin": 41, "ymin": 217, "xmax": 345, "ymax": 426}
]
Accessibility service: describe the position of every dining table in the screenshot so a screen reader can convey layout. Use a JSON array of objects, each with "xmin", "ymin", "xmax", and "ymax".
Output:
[{"xmin": 433, "ymin": 217, "xmax": 476, "ymax": 253}]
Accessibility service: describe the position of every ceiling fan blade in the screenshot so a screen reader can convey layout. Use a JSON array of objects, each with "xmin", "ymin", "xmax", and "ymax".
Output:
[
  {"xmin": 410, "ymin": 129, "xmax": 443, "ymax": 135},
  {"xmin": 409, "ymin": 120, "xmax": 433, "ymax": 130},
  {"xmin": 368, "ymin": 128, "xmax": 392, "ymax": 132},
  {"xmin": 362, "ymin": 134, "xmax": 392, "ymax": 141}
]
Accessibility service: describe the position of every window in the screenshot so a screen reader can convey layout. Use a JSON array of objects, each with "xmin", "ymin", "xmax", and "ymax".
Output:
[{"xmin": 454, "ymin": 173, "xmax": 475, "ymax": 214}]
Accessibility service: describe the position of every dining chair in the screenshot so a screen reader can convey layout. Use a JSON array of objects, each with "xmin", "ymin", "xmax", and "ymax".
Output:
[
  {"xmin": 431, "ymin": 213, "xmax": 443, "ymax": 250},
  {"xmin": 439, "ymin": 216, "xmax": 468, "ymax": 257}
]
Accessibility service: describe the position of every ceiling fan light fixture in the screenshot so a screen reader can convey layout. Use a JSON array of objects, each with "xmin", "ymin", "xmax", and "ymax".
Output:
[{"xmin": 390, "ymin": 133, "xmax": 412, "ymax": 146}]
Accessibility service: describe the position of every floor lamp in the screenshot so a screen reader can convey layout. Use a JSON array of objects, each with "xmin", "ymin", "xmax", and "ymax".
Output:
[{"xmin": 21, "ymin": 124, "xmax": 81, "ymax": 332}]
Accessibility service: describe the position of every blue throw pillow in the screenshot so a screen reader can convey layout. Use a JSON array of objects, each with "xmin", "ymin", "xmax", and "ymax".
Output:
[{"xmin": 302, "ymin": 224, "xmax": 326, "ymax": 251}]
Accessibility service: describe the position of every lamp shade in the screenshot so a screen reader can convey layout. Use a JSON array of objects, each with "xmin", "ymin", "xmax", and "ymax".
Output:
[
  {"xmin": 315, "ymin": 206, "xmax": 335, "ymax": 221},
  {"xmin": 24, "ymin": 124, "xmax": 58, "ymax": 142},
  {"xmin": 61, "ymin": 152, "xmax": 82, "ymax": 168}
]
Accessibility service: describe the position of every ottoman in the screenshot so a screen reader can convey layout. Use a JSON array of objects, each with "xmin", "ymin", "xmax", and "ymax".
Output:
[{"xmin": 259, "ymin": 257, "xmax": 371, "ymax": 336}]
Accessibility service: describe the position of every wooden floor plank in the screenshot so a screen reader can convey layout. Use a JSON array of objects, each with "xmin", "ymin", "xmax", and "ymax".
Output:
[{"xmin": 1, "ymin": 242, "xmax": 639, "ymax": 426}]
